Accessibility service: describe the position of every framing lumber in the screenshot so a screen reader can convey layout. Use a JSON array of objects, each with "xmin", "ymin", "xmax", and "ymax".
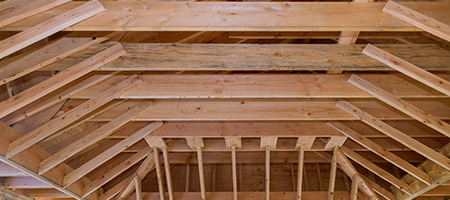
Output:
[
  {"xmin": 328, "ymin": 147, "xmax": 338, "ymax": 200},
  {"xmin": 46, "ymin": 44, "xmax": 450, "ymax": 71},
  {"xmin": 63, "ymin": 121, "xmax": 162, "ymax": 187},
  {"xmin": 134, "ymin": 177, "xmax": 142, "ymax": 200},
  {"xmin": 362, "ymin": 176, "xmax": 395, "ymax": 200},
  {"xmin": 116, "ymin": 153, "xmax": 155, "ymax": 200},
  {"xmin": 152, "ymin": 147, "xmax": 166, "ymax": 200},
  {"xmin": 2, "ymin": 1, "xmax": 449, "ymax": 32},
  {"xmin": 363, "ymin": 44, "xmax": 450, "ymax": 96},
  {"xmin": 0, "ymin": 43, "xmax": 126, "ymax": 119},
  {"xmin": 83, "ymin": 147, "xmax": 152, "ymax": 197},
  {"xmin": 350, "ymin": 176, "xmax": 359, "ymax": 200},
  {"xmin": 295, "ymin": 137, "xmax": 316, "ymax": 150},
  {"xmin": 348, "ymin": 74, "xmax": 450, "ymax": 138},
  {"xmin": 383, "ymin": 0, "xmax": 450, "ymax": 42},
  {"xmin": 162, "ymin": 146, "xmax": 174, "ymax": 200},
  {"xmin": 0, "ymin": 186, "xmax": 32, "ymax": 200},
  {"xmin": 0, "ymin": 0, "xmax": 105, "ymax": 59},
  {"xmin": 61, "ymin": 107, "xmax": 158, "ymax": 186},
  {"xmin": 340, "ymin": 146, "xmax": 412, "ymax": 195},
  {"xmin": 227, "ymin": 32, "xmax": 421, "ymax": 40},
  {"xmin": 296, "ymin": 146, "xmax": 304, "ymax": 200},
  {"xmin": 327, "ymin": 121, "xmax": 431, "ymax": 185},
  {"xmin": 337, "ymin": 100, "xmax": 450, "ymax": 171},
  {"xmin": 0, "ymin": 37, "xmax": 107, "ymax": 86},
  {"xmin": 4, "ymin": 177, "xmax": 52, "ymax": 189},
  {"xmin": 5, "ymin": 74, "xmax": 139, "ymax": 159},
  {"xmin": 0, "ymin": 0, "xmax": 70, "ymax": 28},
  {"xmin": 324, "ymin": 137, "xmax": 347, "ymax": 151},
  {"xmin": 265, "ymin": 146, "xmax": 270, "ymax": 200},
  {"xmin": 225, "ymin": 137, "xmax": 241, "ymax": 200},
  {"xmin": 185, "ymin": 137, "xmax": 206, "ymax": 200}
]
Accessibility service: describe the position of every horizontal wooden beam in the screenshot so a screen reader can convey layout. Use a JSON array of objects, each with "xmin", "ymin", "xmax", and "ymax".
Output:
[
  {"xmin": 45, "ymin": 44, "xmax": 450, "ymax": 71},
  {"xmin": 227, "ymin": 32, "xmax": 421, "ymax": 40},
  {"xmin": 86, "ymin": 99, "xmax": 450, "ymax": 121},
  {"xmin": 71, "ymin": 74, "xmax": 450, "ymax": 99},
  {"xmin": 126, "ymin": 191, "xmax": 365, "ymax": 200},
  {"xmin": 2, "ymin": 1, "xmax": 449, "ymax": 32},
  {"xmin": 4, "ymin": 177, "xmax": 52, "ymax": 189}
]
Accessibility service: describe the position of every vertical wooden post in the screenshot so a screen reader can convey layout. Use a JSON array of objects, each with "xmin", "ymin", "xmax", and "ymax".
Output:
[
  {"xmin": 297, "ymin": 146, "xmax": 304, "ymax": 200},
  {"xmin": 328, "ymin": 146, "xmax": 338, "ymax": 200},
  {"xmin": 232, "ymin": 146, "xmax": 238, "ymax": 200},
  {"xmin": 185, "ymin": 163, "xmax": 190, "ymax": 192},
  {"xmin": 162, "ymin": 146, "xmax": 174, "ymax": 200},
  {"xmin": 350, "ymin": 175, "xmax": 359, "ymax": 200},
  {"xmin": 153, "ymin": 147, "xmax": 166, "ymax": 200},
  {"xmin": 134, "ymin": 177, "xmax": 142, "ymax": 200},
  {"xmin": 197, "ymin": 147, "xmax": 206, "ymax": 200},
  {"xmin": 265, "ymin": 146, "xmax": 270, "ymax": 200}
]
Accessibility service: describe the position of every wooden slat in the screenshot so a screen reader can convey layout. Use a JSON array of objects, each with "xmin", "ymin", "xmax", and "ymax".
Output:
[
  {"xmin": 337, "ymin": 100, "xmax": 450, "ymax": 171},
  {"xmin": 350, "ymin": 176, "xmax": 359, "ymax": 200},
  {"xmin": 295, "ymin": 137, "xmax": 316, "ymax": 150},
  {"xmin": 0, "ymin": 37, "xmax": 107, "ymax": 86},
  {"xmin": 362, "ymin": 176, "xmax": 395, "ymax": 200},
  {"xmin": 0, "ymin": 162, "xmax": 27, "ymax": 177},
  {"xmin": 197, "ymin": 147, "xmax": 206, "ymax": 200},
  {"xmin": 383, "ymin": 0, "xmax": 450, "ymax": 42},
  {"xmin": 117, "ymin": 153, "xmax": 155, "ymax": 200},
  {"xmin": 0, "ymin": 0, "xmax": 69, "ymax": 28},
  {"xmin": 328, "ymin": 146, "xmax": 338, "ymax": 200},
  {"xmin": 134, "ymin": 177, "xmax": 142, "ymax": 200},
  {"xmin": 5, "ymin": 73, "xmax": 138, "ymax": 158},
  {"xmin": 82, "ymin": 147, "xmax": 151, "ymax": 197},
  {"xmin": 296, "ymin": 146, "xmax": 304, "ymax": 200},
  {"xmin": 327, "ymin": 121, "xmax": 431, "ymax": 185},
  {"xmin": 162, "ymin": 146, "xmax": 174, "ymax": 200},
  {"xmin": 152, "ymin": 147, "xmax": 166, "ymax": 200},
  {"xmin": 423, "ymin": 185, "xmax": 450, "ymax": 196},
  {"xmin": 3, "ymin": 1, "xmax": 449, "ymax": 32},
  {"xmin": 64, "ymin": 123, "xmax": 162, "ymax": 188},
  {"xmin": 4, "ymin": 177, "xmax": 51, "ymax": 189},
  {"xmin": 265, "ymin": 146, "xmax": 270, "ymax": 200},
  {"xmin": 46, "ymin": 44, "xmax": 450, "ymax": 71},
  {"xmin": 340, "ymin": 146, "xmax": 412, "ymax": 195},
  {"xmin": 0, "ymin": 43, "xmax": 126, "ymax": 119},
  {"xmin": 231, "ymin": 146, "xmax": 238, "ymax": 200},
  {"xmin": 0, "ymin": 186, "xmax": 32, "ymax": 200},
  {"xmin": 363, "ymin": 44, "xmax": 450, "ymax": 96},
  {"xmin": 0, "ymin": 0, "xmax": 105, "ymax": 59}
]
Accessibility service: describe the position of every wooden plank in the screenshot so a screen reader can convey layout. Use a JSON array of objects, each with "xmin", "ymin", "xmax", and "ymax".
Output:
[
  {"xmin": 5, "ymin": 74, "xmax": 139, "ymax": 158},
  {"xmin": 336, "ymin": 100, "xmax": 450, "ymax": 171},
  {"xmin": 0, "ymin": 43, "xmax": 126, "ymax": 119},
  {"xmin": 134, "ymin": 177, "xmax": 142, "ymax": 200},
  {"xmin": 261, "ymin": 137, "xmax": 278, "ymax": 150},
  {"xmin": 328, "ymin": 147, "xmax": 338, "ymax": 200},
  {"xmin": 324, "ymin": 137, "xmax": 347, "ymax": 151},
  {"xmin": 350, "ymin": 176, "xmax": 359, "ymax": 200},
  {"xmin": 46, "ymin": 44, "xmax": 450, "ymax": 71},
  {"xmin": 3, "ymin": 1, "xmax": 449, "ymax": 32},
  {"xmin": 152, "ymin": 147, "xmax": 166, "ymax": 200},
  {"xmin": 327, "ymin": 121, "xmax": 431, "ymax": 185},
  {"xmin": 4, "ymin": 177, "xmax": 52, "ymax": 189},
  {"xmin": 99, "ymin": 177, "xmax": 130, "ymax": 200},
  {"xmin": 231, "ymin": 146, "xmax": 238, "ymax": 200},
  {"xmin": 340, "ymin": 146, "xmax": 412, "ymax": 195},
  {"xmin": 363, "ymin": 44, "xmax": 450, "ymax": 97},
  {"xmin": 0, "ymin": 186, "xmax": 32, "ymax": 200},
  {"xmin": 361, "ymin": 176, "xmax": 395, "ymax": 200},
  {"xmin": 73, "ymin": 74, "xmax": 450, "ymax": 99},
  {"xmin": 295, "ymin": 137, "xmax": 316, "ymax": 150},
  {"xmin": 383, "ymin": 0, "xmax": 450, "ymax": 42},
  {"xmin": 0, "ymin": 162, "xmax": 27, "ymax": 177},
  {"xmin": 265, "ymin": 147, "xmax": 270, "ymax": 200},
  {"xmin": 225, "ymin": 137, "xmax": 242, "ymax": 150},
  {"xmin": 63, "ymin": 122, "xmax": 162, "ymax": 188},
  {"xmin": 0, "ymin": 0, "xmax": 105, "ymax": 59},
  {"xmin": 423, "ymin": 185, "xmax": 450, "ymax": 196},
  {"xmin": 0, "ymin": 0, "xmax": 69, "ymax": 28},
  {"xmin": 0, "ymin": 37, "xmax": 107, "ymax": 86},
  {"xmin": 228, "ymin": 32, "xmax": 421, "ymax": 40},
  {"xmin": 197, "ymin": 147, "xmax": 206, "ymax": 200},
  {"xmin": 89, "ymin": 99, "xmax": 450, "ymax": 121},
  {"xmin": 82, "ymin": 147, "xmax": 151, "ymax": 197},
  {"xmin": 39, "ymin": 102, "xmax": 156, "ymax": 177},
  {"xmin": 117, "ymin": 153, "xmax": 155, "ymax": 200},
  {"xmin": 296, "ymin": 146, "xmax": 304, "ymax": 200},
  {"xmin": 162, "ymin": 146, "xmax": 174, "ymax": 200},
  {"xmin": 127, "ymin": 192, "xmax": 362, "ymax": 200}
]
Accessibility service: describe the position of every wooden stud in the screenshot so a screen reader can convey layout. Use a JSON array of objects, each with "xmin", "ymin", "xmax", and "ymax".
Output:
[
  {"xmin": 0, "ymin": 43, "xmax": 126, "ymax": 120},
  {"xmin": 197, "ymin": 146, "xmax": 206, "ymax": 200},
  {"xmin": 232, "ymin": 146, "xmax": 238, "ymax": 200},
  {"xmin": 117, "ymin": 153, "xmax": 155, "ymax": 200},
  {"xmin": 296, "ymin": 146, "xmax": 304, "ymax": 200},
  {"xmin": 327, "ymin": 121, "xmax": 431, "ymax": 185},
  {"xmin": 0, "ymin": 0, "xmax": 105, "ymax": 59},
  {"xmin": 134, "ymin": 177, "xmax": 142, "ymax": 200},
  {"xmin": 162, "ymin": 146, "xmax": 174, "ymax": 200},
  {"xmin": 363, "ymin": 44, "xmax": 450, "ymax": 96},
  {"xmin": 383, "ymin": 0, "xmax": 450, "ymax": 42},
  {"xmin": 265, "ymin": 146, "xmax": 270, "ymax": 200},
  {"xmin": 185, "ymin": 164, "xmax": 190, "ymax": 192},
  {"xmin": 350, "ymin": 176, "xmax": 359, "ymax": 200},
  {"xmin": 153, "ymin": 147, "xmax": 166, "ymax": 200},
  {"xmin": 328, "ymin": 147, "xmax": 338, "ymax": 200}
]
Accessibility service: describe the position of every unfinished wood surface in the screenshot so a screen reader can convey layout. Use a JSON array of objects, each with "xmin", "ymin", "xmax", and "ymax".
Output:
[
  {"xmin": 324, "ymin": 137, "xmax": 347, "ymax": 150},
  {"xmin": 0, "ymin": 0, "xmax": 105, "ymax": 59},
  {"xmin": 265, "ymin": 147, "xmax": 270, "ymax": 200},
  {"xmin": 348, "ymin": 74, "xmax": 450, "ymax": 138},
  {"xmin": 341, "ymin": 146, "xmax": 412, "ymax": 195},
  {"xmin": 45, "ymin": 44, "xmax": 450, "ymax": 71},
  {"xmin": 153, "ymin": 147, "xmax": 166, "ymax": 200},
  {"xmin": 4, "ymin": 177, "xmax": 51, "ymax": 189},
  {"xmin": 363, "ymin": 44, "xmax": 450, "ymax": 96},
  {"xmin": 135, "ymin": 177, "xmax": 142, "ymax": 200},
  {"xmin": 297, "ymin": 146, "xmax": 304, "ymax": 200},
  {"xmin": 231, "ymin": 146, "xmax": 237, "ymax": 200},
  {"xmin": 163, "ymin": 146, "xmax": 174, "ymax": 200},
  {"xmin": 5, "ymin": 74, "xmax": 139, "ymax": 159},
  {"xmin": 82, "ymin": 147, "xmax": 151, "ymax": 197},
  {"xmin": 0, "ymin": 43, "xmax": 126, "ymax": 119},
  {"xmin": 337, "ymin": 100, "xmax": 450, "ymax": 171},
  {"xmin": 327, "ymin": 121, "xmax": 430, "ymax": 185},
  {"xmin": 117, "ymin": 153, "xmax": 155, "ymax": 200},
  {"xmin": 0, "ymin": 37, "xmax": 107, "ymax": 86},
  {"xmin": 64, "ymin": 122, "xmax": 162, "ymax": 187},
  {"xmin": 350, "ymin": 176, "xmax": 359, "ymax": 200},
  {"xmin": 3, "ymin": 1, "xmax": 449, "ymax": 32},
  {"xmin": 328, "ymin": 147, "xmax": 338, "ymax": 200},
  {"xmin": 383, "ymin": 0, "xmax": 450, "ymax": 42},
  {"xmin": 196, "ymin": 147, "xmax": 206, "ymax": 200},
  {"xmin": 0, "ymin": 0, "xmax": 69, "ymax": 28}
]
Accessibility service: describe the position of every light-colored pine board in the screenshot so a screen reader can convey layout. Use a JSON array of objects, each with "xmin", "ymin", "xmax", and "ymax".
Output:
[
  {"xmin": 0, "ymin": 43, "xmax": 125, "ymax": 119},
  {"xmin": 0, "ymin": 0, "xmax": 105, "ymax": 59},
  {"xmin": 5, "ymin": 74, "xmax": 138, "ymax": 159},
  {"xmin": 383, "ymin": 0, "xmax": 450, "ymax": 42},
  {"xmin": 0, "ymin": 37, "xmax": 107, "ymax": 86},
  {"xmin": 328, "ymin": 147, "xmax": 338, "ymax": 200},
  {"xmin": 363, "ymin": 44, "xmax": 450, "ymax": 97},
  {"xmin": 153, "ymin": 147, "xmax": 166, "ymax": 200}
]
